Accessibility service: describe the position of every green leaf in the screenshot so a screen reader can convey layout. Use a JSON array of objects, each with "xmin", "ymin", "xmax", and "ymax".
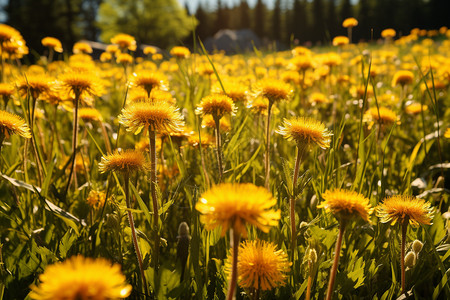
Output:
[{"xmin": 59, "ymin": 229, "xmax": 78, "ymax": 259}]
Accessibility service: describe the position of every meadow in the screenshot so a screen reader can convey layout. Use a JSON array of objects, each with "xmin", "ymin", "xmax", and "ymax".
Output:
[{"xmin": 0, "ymin": 24, "xmax": 449, "ymax": 299}]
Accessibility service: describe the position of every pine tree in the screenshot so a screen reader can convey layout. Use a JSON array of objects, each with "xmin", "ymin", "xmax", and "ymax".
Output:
[
  {"xmin": 195, "ymin": 2, "xmax": 211, "ymax": 40},
  {"xmin": 326, "ymin": 0, "xmax": 339, "ymax": 38},
  {"xmin": 254, "ymin": 0, "xmax": 266, "ymax": 38},
  {"xmin": 313, "ymin": 0, "xmax": 326, "ymax": 43},
  {"xmin": 340, "ymin": 0, "xmax": 352, "ymax": 21},
  {"xmin": 238, "ymin": 0, "xmax": 251, "ymax": 29},
  {"xmin": 272, "ymin": 0, "xmax": 282, "ymax": 41}
]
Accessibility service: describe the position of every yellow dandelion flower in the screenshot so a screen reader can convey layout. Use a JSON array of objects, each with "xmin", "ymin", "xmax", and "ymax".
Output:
[
  {"xmin": 196, "ymin": 94, "xmax": 236, "ymax": 119},
  {"xmin": 226, "ymin": 240, "xmax": 290, "ymax": 291},
  {"xmin": 201, "ymin": 114, "xmax": 231, "ymax": 132},
  {"xmin": 392, "ymin": 70, "xmax": 414, "ymax": 87},
  {"xmin": 58, "ymin": 69, "xmax": 103, "ymax": 99},
  {"xmin": 350, "ymin": 85, "xmax": 373, "ymax": 99},
  {"xmin": 16, "ymin": 74, "xmax": 53, "ymax": 99},
  {"xmin": 281, "ymin": 70, "xmax": 301, "ymax": 85},
  {"xmin": 119, "ymin": 99, "xmax": 184, "ymax": 134},
  {"xmin": 381, "ymin": 28, "xmax": 396, "ymax": 39},
  {"xmin": 290, "ymin": 56, "xmax": 314, "ymax": 71},
  {"xmin": 152, "ymin": 53, "xmax": 163, "ymax": 61},
  {"xmin": 116, "ymin": 53, "xmax": 133, "ymax": 64},
  {"xmin": 98, "ymin": 149, "xmax": 149, "ymax": 174},
  {"xmin": 254, "ymin": 79, "xmax": 293, "ymax": 104},
  {"xmin": 0, "ymin": 110, "xmax": 31, "ymax": 139},
  {"xmin": 247, "ymin": 97, "xmax": 269, "ymax": 116},
  {"xmin": 79, "ymin": 107, "xmax": 103, "ymax": 122},
  {"xmin": 444, "ymin": 128, "xmax": 450, "ymax": 139},
  {"xmin": 86, "ymin": 190, "xmax": 106, "ymax": 209},
  {"xmin": 364, "ymin": 107, "xmax": 398, "ymax": 126},
  {"xmin": 72, "ymin": 42, "xmax": 93, "ymax": 54},
  {"xmin": 41, "ymin": 37, "xmax": 63, "ymax": 53},
  {"xmin": 99, "ymin": 52, "xmax": 112, "ymax": 62},
  {"xmin": 0, "ymin": 83, "xmax": 14, "ymax": 98},
  {"xmin": 187, "ymin": 132, "xmax": 213, "ymax": 148},
  {"xmin": 212, "ymin": 81, "xmax": 248, "ymax": 103},
  {"xmin": 105, "ymin": 44, "xmax": 119, "ymax": 53},
  {"xmin": 332, "ymin": 36, "xmax": 349, "ymax": 46},
  {"xmin": 376, "ymin": 195, "xmax": 434, "ymax": 227},
  {"xmin": 309, "ymin": 92, "xmax": 330, "ymax": 104},
  {"xmin": 342, "ymin": 17, "xmax": 358, "ymax": 28},
  {"xmin": 277, "ymin": 117, "xmax": 332, "ymax": 149},
  {"xmin": 195, "ymin": 183, "xmax": 281, "ymax": 237},
  {"xmin": 318, "ymin": 189, "xmax": 373, "ymax": 222},
  {"xmin": 405, "ymin": 103, "xmax": 428, "ymax": 115},
  {"xmin": 291, "ymin": 46, "xmax": 311, "ymax": 57},
  {"xmin": 29, "ymin": 255, "xmax": 131, "ymax": 300},
  {"xmin": 0, "ymin": 24, "xmax": 22, "ymax": 42},
  {"xmin": 110, "ymin": 33, "xmax": 136, "ymax": 51},
  {"xmin": 170, "ymin": 46, "xmax": 190, "ymax": 59},
  {"xmin": 129, "ymin": 71, "xmax": 167, "ymax": 96},
  {"xmin": 143, "ymin": 46, "xmax": 158, "ymax": 55}
]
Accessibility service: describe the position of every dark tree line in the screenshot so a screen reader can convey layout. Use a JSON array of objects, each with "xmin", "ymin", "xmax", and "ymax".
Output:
[
  {"xmin": 2, "ymin": 0, "xmax": 450, "ymax": 54},
  {"xmin": 195, "ymin": 0, "xmax": 450, "ymax": 46}
]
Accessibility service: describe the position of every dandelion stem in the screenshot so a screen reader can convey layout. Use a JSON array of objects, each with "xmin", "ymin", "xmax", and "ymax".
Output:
[
  {"xmin": 401, "ymin": 220, "xmax": 408, "ymax": 294},
  {"xmin": 124, "ymin": 173, "xmax": 149, "ymax": 297},
  {"xmin": 306, "ymin": 261, "xmax": 313, "ymax": 300},
  {"xmin": 65, "ymin": 92, "xmax": 80, "ymax": 195},
  {"xmin": 290, "ymin": 145, "xmax": 304, "ymax": 261},
  {"xmin": 149, "ymin": 128, "xmax": 160, "ymax": 274},
  {"xmin": 227, "ymin": 229, "xmax": 240, "ymax": 300},
  {"xmin": 214, "ymin": 115, "xmax": 223, "ymax": 182},
  {"xmin": 264, "ymin": 103, "xmax": 273, "ymax": 189},
  {"xmin": 326, "ymin": 220, "xmax": 347, "ymax": 300}
]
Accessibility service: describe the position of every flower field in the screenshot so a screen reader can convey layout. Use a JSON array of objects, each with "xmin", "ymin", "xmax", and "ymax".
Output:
[{"xmin": 0, "ymin": 23, "xmax": 450, "ymax": 299}]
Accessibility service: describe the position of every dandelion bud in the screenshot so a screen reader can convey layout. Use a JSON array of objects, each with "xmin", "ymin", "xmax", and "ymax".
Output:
[
  {"xmin": 412, "ymin": 240, "xmax": 423, "ymax": 254},
  {"xmin": 404, "ymin": 251, "xmax": 416, "ymax": 268},
  {"xmin": 308, "ymin": 248, "xmax": 318, "ymax": 264}
]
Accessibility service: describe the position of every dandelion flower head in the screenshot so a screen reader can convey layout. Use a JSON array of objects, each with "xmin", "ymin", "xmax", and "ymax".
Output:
[
  {"xmin": 342, "ymin": 17, "xmax": 358, "ymax": 28},
  {"xmin": 110, "ymin": 33, "xmax": 136, "ymax": 51},
  {"xmin": 128, "ymin": 71, "xmax": 167, "ymax": 96},
  {"xmin": 376, "ymin": 195, "xmax": 434, "ymax": 227},
  {"xmin": 196, "ymin": 183, "xmax": 281, "ymax": 237},
  {"xmin": 29, "ymin": 255, "xmax": 131, "ymax": 300},
  {"xmin": 119, "ymin": 99, "xmax": 184, "ymax": 134},
  {"xmin": 226, "ymin": 240, "xmax": 290, "ymax": 291},
  {"xmin": 170, "ymin": 46, "xmax": 190, "ymax": 59},
  {"xmin": 333, "ymin": 36, "xmax": 350, "ymax": 46},
  {"xmin": 392, "ymin": 70, "xmax": 414, "ymax": 87},
  {"xmin": 98, "ymin": 149, "xmax": 149, "ymax": 174},
  {"xmin": 196, "ymin": 94, "xmax": 236, "ymax": 119},
  {"xmin": 58, "ymin": 69, "xmax": 104, "ymax": 99},
  {"xmin": 277, "ymin": 117, "xmax": 332, "ymax": 149},
  {"xmin": 0, "ymin": 110, "xmax": 31, "ymax": 139},
  {"xmin": 72, "ymin": 42, "xmax": 93, "ymax": 54},
  {"xmin": 254, "ymin": 78, "xmax": 293, "ymax": 104},
  {"xmin": 41, "ymin": 37, "xmax": 63, "ymax": 53},
  {"xmin": 317, "ymin": 189, "xmax": 374, "ymax": 222}
]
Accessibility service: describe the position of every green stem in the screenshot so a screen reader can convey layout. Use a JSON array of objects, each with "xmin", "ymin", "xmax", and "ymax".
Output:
[
  {"xmin": 401, "ymin": 220, "xmax": 408, "ymax": 294},
  {"xmin": 124, "ymin": 173, "xmax": 149, "ymax": 297},
  {"xmin": 226, "ymin": 229, "xmax": 241, "ymax": 300},
  {"xmin": 65, "ymin": 92, "xmax": 80, "ymax": 196},
  {"xmin": 149, "ymin": 129, "xmax": 159, "ymax": 275},
  {"xmin": 214, "ymin": 115, "xmax": 223, "ymax": 182},
  {"xmin": 264, "ymin": 103, "xmax": 273, "ymax": 189},
  {"xmin": 290, "ymin": 145, "xmax": 304, "ymax": 261},
  {"xmin": 326, "ymin": 220, "xmax": 347, "ymax": 300},
  {"xmin": 306, "ymin": 261, "xmax": 313, "ymax": 300}
]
